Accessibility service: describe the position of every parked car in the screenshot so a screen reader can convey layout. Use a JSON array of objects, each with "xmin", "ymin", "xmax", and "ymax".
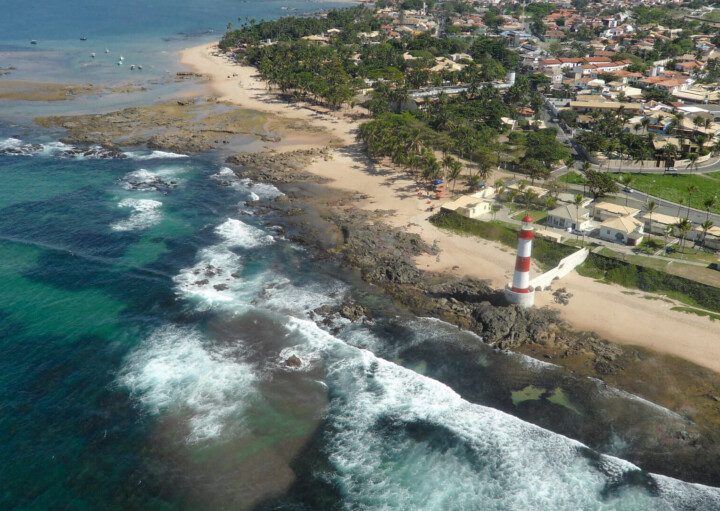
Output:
[{"xmin": 709, "ymin": 262, "xmax": 720, "ymax": 271}]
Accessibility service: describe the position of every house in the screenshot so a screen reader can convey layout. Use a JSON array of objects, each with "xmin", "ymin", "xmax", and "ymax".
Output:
[
  {"xmin": 441, "ymin": 189, "xmax": 496, "ymax": 219},
  {"xmin": 640, "ymin": 212, "xmax": 682, "ymax": 235},
  {"xmin": 592, "ymin": 202, "xmax": 640, "ymax": 221},
  {"xmin": 569, "ymin": 101, "xmax": 642, "ymax": 114},
  {"xmin": 546, "ymin": 204, "xmax": 592, "ymax": 231},
  {"xmin": 694, "ymin": 224, "xmax": 720, "ymax": 251},
  {"xmin": 599, "ymin": 216, "xmax": 644, "ymax": 245}
]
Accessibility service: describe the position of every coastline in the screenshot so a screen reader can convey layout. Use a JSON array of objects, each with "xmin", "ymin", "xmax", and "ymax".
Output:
[{"xmin": 180, "ymin": 42, "xmax": 720, "ymax": 373}]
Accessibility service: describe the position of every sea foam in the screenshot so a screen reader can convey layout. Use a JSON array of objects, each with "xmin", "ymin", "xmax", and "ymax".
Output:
[
  {"xmin": 124, "ymin": 150, "xmax": 188, "ymax": 160},
  {"xmin": 283, "ymin": 317, "xmax": 720, "ymax": 510},
  {"xmin": 119, "ymin": 325, "xmax": 258, "ymax": 443},
  {"xmin": 173, "ymin": 218, "xmax": 274, "ymax": 309},
  {"xmin": 211, "ymin": 167, "xmax": 284, "ymax": 200},
  {"xmin": 111, "ymin": 198, "xmax": 163, "ymax": 232}
]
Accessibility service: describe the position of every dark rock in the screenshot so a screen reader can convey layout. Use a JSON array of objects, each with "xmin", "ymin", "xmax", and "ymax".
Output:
[
  {"xmin": 340, "ymin": 303, "xmax": 367, "ymax": 322},
  {"xmin": 213, "ymin": 284, "xmax": 229, "ymax": 291},
  {"xmin": 284, "ymin": 354, "xmax": 302, "ymax": 368}
]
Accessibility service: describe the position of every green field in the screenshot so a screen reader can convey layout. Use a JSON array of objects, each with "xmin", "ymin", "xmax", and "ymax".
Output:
[
  {"xmin": 612, "ymin": 173, "xmax": 720, "ymax": 213},
  {"xmin": 559, "ymin": 171, "xmax": 586, "ymax": 185}
]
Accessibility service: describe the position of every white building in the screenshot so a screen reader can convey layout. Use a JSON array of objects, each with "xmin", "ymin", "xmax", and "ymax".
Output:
[
  {"xmin": 599, "ymin": 216, "xmax": 644, "ymax": 245},
  {"xmin": 546, "ymin": 204, "xmax": 592, "ymax": 232}
]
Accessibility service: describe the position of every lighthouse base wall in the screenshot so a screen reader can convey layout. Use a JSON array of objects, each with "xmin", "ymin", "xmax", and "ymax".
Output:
[{"xmin": 504, "ymin": 286, "xmax": 535, "ymax": 308}]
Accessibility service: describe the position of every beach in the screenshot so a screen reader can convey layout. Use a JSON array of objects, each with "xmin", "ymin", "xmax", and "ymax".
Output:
[{"xmin": 181, "ymin": 42, "xmax": 720, "ymax": 373}]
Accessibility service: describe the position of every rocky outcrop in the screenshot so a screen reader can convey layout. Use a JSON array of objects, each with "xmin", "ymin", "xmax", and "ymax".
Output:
[{"xmin": 227, "ymin": 149, "xmax": 330, "ymax": 184}]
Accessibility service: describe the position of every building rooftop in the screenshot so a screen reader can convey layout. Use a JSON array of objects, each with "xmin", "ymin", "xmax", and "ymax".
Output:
[
  {"xmin": 593, "ymin": 202, "xmax": 640, "ymax": 216},
  {"xmin": 601, "ymin": 215, "xmax": 643, "ymax": 233},
  {"xmin": 548, "ymin": 204, "xmax": 590, "ymax": 221}
]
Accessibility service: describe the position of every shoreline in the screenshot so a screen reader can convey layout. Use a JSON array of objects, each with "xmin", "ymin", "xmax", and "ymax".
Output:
[{"xmin": 180, "ymin": 42, "xmax": 720, "ymax": 374}]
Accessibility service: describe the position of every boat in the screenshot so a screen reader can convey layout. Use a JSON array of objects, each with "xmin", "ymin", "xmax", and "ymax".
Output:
[
  {"xmin": 90, "ymin": 53, "xmax": 96, "ymax": 58},
  {"xmin": 119, "ymin": 56, "xmax": 124, "ymax": 61},
  {"xmin": 80, "ymin": 36, "xmax": 87, "ymax": 41},
  {"xmin": 130, "ymin": 65, "xmax": 135, "ymax": 70},
  {"xmin": 30, "ymin": 40, "xmax": 37, "ymax": 45},
  {"xmin": 105, "ymin": 48, "xmax": 110, "ymax": 53},
  {"xmin": 137, "ymin": 65, "xmax": 142, "ymax": 70}
]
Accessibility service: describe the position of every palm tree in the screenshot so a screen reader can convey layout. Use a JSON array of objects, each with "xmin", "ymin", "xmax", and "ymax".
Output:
[
  {"xmin": 618, "ymin": 174, "xmax": 634, "ymax": 206},
  {"xmin": 521, "ymin": 188, "xmax": 537, "ymax": 213},
  {"xmin": 573, "ymin": 193, "xmax": 585, "ymax": 245},
  {"xmin": 491, "ymin": 204, "xmax": 502, "ymax": 220},
  {"xmin": 448, "ymin": 160, "xmax": 463, "ymax": 195},
  {"xmin": 687, "ymin": 152, "xmax": 699, "ymax": 173},
  {"xmin": 703, "ymin": 196, "xmax": 717, "ymax": 222},
  {"xmin": 645, "ymin": 200, "xmax": 658, "ymax": 236},
  {"xmin": 700, "ymin": 220, "xmax": 714, "ymax": 246},
  {"xmin": 686, "ymin": 185, "xmax": 699, "ymax": 218},
  {"xmin": 441, "ymin": 153, "xmax": 454, "ymax": 182},
  {"xmin": 675, "ymin": 217, "xmax": 692, "ymax": 254},
  {"xmin": 676, "ymin": 197, "xmax": 685, "ymax": 217},
  {"xmin": 663, "ymin": 224, "xmax": 674, "ymax": 252}
]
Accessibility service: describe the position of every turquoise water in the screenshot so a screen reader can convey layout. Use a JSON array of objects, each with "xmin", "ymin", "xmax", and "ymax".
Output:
[{"xmin": 2, "ymin": 2, "xmax": 720, "ymax": 509}]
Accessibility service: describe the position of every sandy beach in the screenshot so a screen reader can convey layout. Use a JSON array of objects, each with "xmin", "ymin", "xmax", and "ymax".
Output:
[{"xmin": 181, "ymin": 42, "xmax": 720, "ymax": 372}]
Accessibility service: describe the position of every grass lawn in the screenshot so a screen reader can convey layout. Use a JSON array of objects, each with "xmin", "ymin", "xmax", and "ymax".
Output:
[
  {"xmin": 663, "ymin": 246, "xmax": 719, "ymax": 264},
  {"xmin": 612, "ymin": 173, "xmax": 720, "ymax": 213},
  {"xmin": 559, "ymin": 171, "xmax": 586, "ymax": 185},
  {"xmin": 510, "ymin": 208, "xmax": 548, "ymax": 223}
]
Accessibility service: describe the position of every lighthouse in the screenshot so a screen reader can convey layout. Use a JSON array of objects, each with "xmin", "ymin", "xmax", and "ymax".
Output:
[{"xmin": 505, "ymin": 214, "xmax": 535, "ymax": 307}]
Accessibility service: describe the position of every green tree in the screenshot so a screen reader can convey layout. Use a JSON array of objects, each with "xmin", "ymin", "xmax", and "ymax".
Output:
[
  {"xmin": 675, "ymin": 217, "xmax": 692, "ymax": 254},
  {"xmin": 618, "ymin": 174, "xmax": 634, "ymax": 206},
  {"xmin": 700, "ymin": 220, "xmax": 714, "ymax": 246},
  {"xmin": 645, "ymin": 200, "xmax": 658, "ymax": 236},
  {"xmin": 703, "ymin": 196, "xmax": 718, "ymax": 221},
  {"xmin": 585, "ymin": 169, "xmax": 619, "ymax": 199}
]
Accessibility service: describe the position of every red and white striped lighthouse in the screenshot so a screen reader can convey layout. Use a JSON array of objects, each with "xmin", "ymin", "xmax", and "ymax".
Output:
[{"xmin": 505, "ymin": 214, "xmax": 535, "ymax": 307}]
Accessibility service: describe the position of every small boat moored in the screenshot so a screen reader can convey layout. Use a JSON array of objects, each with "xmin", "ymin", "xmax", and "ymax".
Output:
[{"xmin": 30, "ymin": 40, "xmax": 37, "ymax": 45}]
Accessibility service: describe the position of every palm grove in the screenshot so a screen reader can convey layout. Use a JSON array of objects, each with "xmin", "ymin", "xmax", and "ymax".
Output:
[{"xmin": 220, "ymin": 5, "xmax": 571, "ymax": 189}]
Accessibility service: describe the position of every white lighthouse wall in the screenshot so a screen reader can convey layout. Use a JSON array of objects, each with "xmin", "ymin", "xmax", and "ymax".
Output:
[
  {"xmin": 517, "ymin": 239, "xmax": 532, "ymax": 257},
  {"xmin": 512, "ymin": 271, "xmax": 530, "ymax": 290}
]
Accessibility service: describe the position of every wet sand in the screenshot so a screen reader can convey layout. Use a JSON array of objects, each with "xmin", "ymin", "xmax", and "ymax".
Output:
[{"xmin": 0, "ymin": 79, "xmax": 99, "ymax": 101}]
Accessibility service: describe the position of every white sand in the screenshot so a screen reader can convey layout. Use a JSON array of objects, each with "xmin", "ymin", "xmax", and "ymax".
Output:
[{"xmin": 181, "ymin": 43, "xmax": 720, "ymax": 372}]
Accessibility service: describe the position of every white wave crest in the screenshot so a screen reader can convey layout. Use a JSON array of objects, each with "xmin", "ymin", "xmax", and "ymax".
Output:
[
  {"xmin": 0, "ymin": 137, "xmax": 123, "ymax": 159},
  {"xmin": 124, "ymin": 150, "xmax": 188, "ymax": 160},
  {"xmin": 214, "ymin": 218, "xmax": 274, "ymax": 249},
  {"xmin": 120, "ymin": 167, "xmax": 183, "ymax": 191},
  {"xmin": 173, "ymin": 218, "xmax": 274, "ymax": 309},
  {"xmin": 118, "ymin": 325, "xmax": 258, "ymax": 443},
  {"xmin": 111, "ymin": 198, "xmax": 163, "ymax": 232},
  {"xmin": 284, "ymin": 318, "xmax": 720, "ymax": 510},
  {"xmin": 211, "ymin": 167, "xmax": 284, "ymax": 200}
]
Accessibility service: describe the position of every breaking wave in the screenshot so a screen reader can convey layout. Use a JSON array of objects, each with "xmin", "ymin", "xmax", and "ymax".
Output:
[
  {"xmin": 284, "ymin": 318, "xmax": 720, "ymax": 510},
  {"xmin": 118, "ymin": 325, "xmax": 258, "ymax": 443},
  {"xmin": 0, "ymin": 137, "xmax": 124, "ymax": 159},
  {"xmin": 111, "ymin": 198, "xmax": 163, "ymax": 232},
  {"xmin": 173, "ymin": 218, "xmax": 274, "ymax": 308},
  {"xmin": 119, "ymin": 167, "xmax": 183, "ymax": 191},
  {"xmin": 211, "ymin": 167, "xmax": 284, "ymax": 200},
  {"xmin": 123, "ymin": 150, "xmax": 188, "ymax": 160}
]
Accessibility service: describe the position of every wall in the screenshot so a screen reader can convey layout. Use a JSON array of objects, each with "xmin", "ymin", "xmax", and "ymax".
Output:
[{"xmin": 529, "ymin": 248, "xmax": 589, "ymax": 289}]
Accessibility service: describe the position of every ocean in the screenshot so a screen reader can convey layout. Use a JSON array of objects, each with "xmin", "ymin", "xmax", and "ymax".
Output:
[{"xmin": 1, "ymin": 2, "xmax": 720, "ymax": 509}]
